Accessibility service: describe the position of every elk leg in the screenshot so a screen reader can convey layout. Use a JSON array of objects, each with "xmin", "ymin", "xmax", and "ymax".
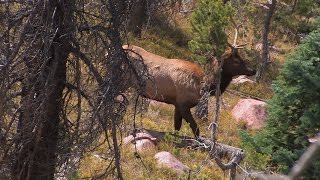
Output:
[
  {"xmin": 174, "ymin": 107, "xmax": 182, "ymax": 132},
  {"xmin": 180, "ymin": 107, "xmax": 200, "ymax": 137}
]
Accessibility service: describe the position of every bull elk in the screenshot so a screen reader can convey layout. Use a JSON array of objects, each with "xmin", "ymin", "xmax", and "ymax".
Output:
[{"xmin": 123, "ymin": 44, "xmax": 255, "ymax": 138}]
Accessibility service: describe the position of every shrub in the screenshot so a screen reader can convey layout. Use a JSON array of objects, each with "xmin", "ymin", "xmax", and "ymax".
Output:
[
  {"xmin": 188, "ymin": 0, "xmax": 234, "ymax": 59},
  {"xmin": 242, "ymin": 18, "xmax": 320, "ymax": 178}
]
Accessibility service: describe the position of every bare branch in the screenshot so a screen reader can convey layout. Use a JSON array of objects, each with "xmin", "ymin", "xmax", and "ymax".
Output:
[
  {"xmin": 288, "ymin": 138, "xmax": 320, "ymax": 179},
  {"xmin": 65, "ymin": 83, "xmax": 94, "ymax": 107},
  {"xmin": 69, "ymin": 46, "xmax": 104, "ymax": 86}
]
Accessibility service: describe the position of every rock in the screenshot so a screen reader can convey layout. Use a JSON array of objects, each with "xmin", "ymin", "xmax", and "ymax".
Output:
[
  {"xmin": 231, "ymin": 75, "xmax": 256, "ymax": 85},
  {"xmin": 308, "ymin": 137, "xmax": 319, "ymax": 143},
  {"xmin": 114, "ymin": 94, "xmax": 125, "ymax": 103},
  {"xmin": 123, "ymin": 132, "xmax": 156, "ymax": 145},
  {"xmin": 308, "ymin": 132, "xmax": 320, "ymax": 143},
  {"xmin": 270, "ymin": 45, "xmax": 284, "ymax": 53},
  {"xmin": 154, "ymin": 151, "xmax": 190, "ymax": 175},
  {"xmin": 123, "ymin": 132, "xmax": 157, "ymax": 152},
  {"xmin": 134, "ymin": 139, "xmax": 156, "ymax": 152},
  {"xmin": 231, "ymin": 98, "xmax": 267, "ymax": 129}
]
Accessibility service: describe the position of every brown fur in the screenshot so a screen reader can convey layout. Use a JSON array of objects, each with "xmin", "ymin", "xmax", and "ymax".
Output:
[{"xmin": 123, "ymin": 45, "xmax": 255, "ymax": 137}]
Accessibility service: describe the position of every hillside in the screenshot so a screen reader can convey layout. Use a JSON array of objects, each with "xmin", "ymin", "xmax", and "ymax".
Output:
[
  {"xmin": 77, "ymin": 5, "xmax": 290, "ymax": 179},
  {"xmin": 1, "ymin": 1, "xmax": 319, "ymax": 179}
]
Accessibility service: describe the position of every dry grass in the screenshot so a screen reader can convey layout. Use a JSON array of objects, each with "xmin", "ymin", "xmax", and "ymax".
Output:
[
  {"xmin": 78, "ymin": 92, "xmax": 249, "ymax": 179},
  {"xmin": 77, "ymin": 11, "xmax": 299, "ymax": 179}
]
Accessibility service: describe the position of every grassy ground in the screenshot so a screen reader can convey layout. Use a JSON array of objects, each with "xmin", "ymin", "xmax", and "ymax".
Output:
[{"xmin": 77, "ymin": 92, "xmax": 266, "ymax": 179}]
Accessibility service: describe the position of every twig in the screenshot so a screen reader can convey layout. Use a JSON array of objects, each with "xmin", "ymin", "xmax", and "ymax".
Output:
[{"xmin": 69, "ymin": 45, "xmax": 104, "ymax": 86}]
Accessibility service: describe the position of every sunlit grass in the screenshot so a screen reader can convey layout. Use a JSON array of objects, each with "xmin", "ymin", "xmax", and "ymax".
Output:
[{"xmin": 78, "ymin": 91, "xmax": 247, "ymax": 179}]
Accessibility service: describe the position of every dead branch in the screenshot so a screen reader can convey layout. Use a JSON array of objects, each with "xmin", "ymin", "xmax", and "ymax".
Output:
[
  {"xmin": 0, "ymin": 1, "xmax": 140, "ymax": 179},
  {"xmin": 69, "ymin": 46, "xmax": 104, "ymax": 86},
  {"xmin": 141, "ymin": 128, "xmax": 245, "ymax": 178},
  {"xmin": 145, "ymin": 128, "xmax": 319, "ymax": 180},
  {"xmin": 288, "ymin": 138, "xmax": 320, "ymax": 179},
  {"xmin": 65, "ymin": 83, "xmax": 94, "ymax": 107}
]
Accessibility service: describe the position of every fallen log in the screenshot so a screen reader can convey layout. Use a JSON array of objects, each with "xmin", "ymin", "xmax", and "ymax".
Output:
[{"xmin": 140, "ymin": 128, "xmax": 245, "ymax": 180}]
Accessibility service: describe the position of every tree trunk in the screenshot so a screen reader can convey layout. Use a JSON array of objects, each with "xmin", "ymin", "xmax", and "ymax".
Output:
[
  {"xmin": 255, "ymin": 0, "xmax": 277, "ymax": 82},
  {"xmin": 12, "ymin": 1, "xmax": 73, "ymax": 179},
  {"xmin": 14, "ymin": 45, "xmax": 67, "ymax": 180},
  {"xmin": 291, "ymin": 0, "xmax": 298, "ymax": 13},
  {"xmin": 127, "ymin": 0, "xmax": 147, "ymax": 37}
]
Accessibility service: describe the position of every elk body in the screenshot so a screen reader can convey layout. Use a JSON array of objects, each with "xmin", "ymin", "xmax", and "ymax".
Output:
[{"xmin": 123, "ymin": 45, "xmax": 256, "ymax": 137}]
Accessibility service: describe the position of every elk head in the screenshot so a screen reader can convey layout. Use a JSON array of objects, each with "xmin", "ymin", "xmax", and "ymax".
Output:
[
  {"xmin": 221, "ymin": 47, "xmax": 256, "ymax": 76},
  {"xmin": 221, "ymin": 24, "xmax": 256, "ymax": 77}
]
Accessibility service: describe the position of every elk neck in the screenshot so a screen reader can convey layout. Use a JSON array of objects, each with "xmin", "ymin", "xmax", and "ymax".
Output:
[{"xmin": 208, "ymin": 72, "xmax": 233, "ymax": 95}]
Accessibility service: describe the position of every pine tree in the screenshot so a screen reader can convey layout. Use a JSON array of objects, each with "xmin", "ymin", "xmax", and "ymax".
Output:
[
  {"xmin": 248, "ymin": 18, "xmax": 320, "ymax": 178},
  {"xmin": 188, "ymin": 0, "xmax": 234, "ymax": 59}
]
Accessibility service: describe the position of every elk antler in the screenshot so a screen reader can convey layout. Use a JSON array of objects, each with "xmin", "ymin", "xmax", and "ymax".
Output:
[
  {"xmin": 232, "ymin": 23, "xmax": 238, "ymax": 47},
  {"xmin": 228, "ymin": 19, "xmax": 247, "ymax": 50}
]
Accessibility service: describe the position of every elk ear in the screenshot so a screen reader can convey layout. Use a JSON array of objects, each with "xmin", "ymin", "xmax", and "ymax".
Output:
[
  {"xmin": 225, "ymin": 46, "xmax": 233, "ymax": 52},
  {"xmin": 222, "ymin": 47, "xmax": 233, "ymax": 59}
]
